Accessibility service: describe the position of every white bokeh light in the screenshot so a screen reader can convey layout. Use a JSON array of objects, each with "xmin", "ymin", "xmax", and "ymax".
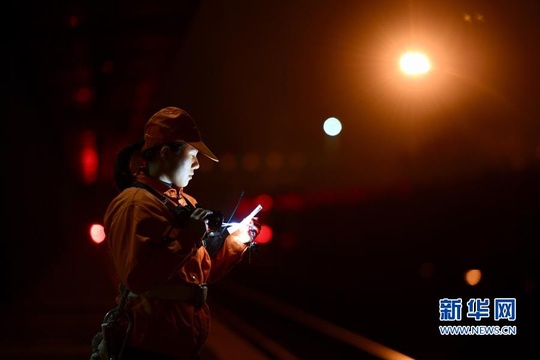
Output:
[{"xmin": 323, "ymin": 117, "xmax": 342, "ymax": 136}]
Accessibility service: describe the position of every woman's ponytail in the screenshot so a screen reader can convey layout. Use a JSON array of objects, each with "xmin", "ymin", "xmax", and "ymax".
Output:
[{"xmin": 113, "ymin": 139, "xmax": 145, "ymax": 191}]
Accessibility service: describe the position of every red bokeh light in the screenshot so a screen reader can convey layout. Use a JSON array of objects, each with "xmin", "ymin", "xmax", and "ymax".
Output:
[
  {"xmin": 255, "ymin": 225, "xmax": 273, "ymax": 244},
  {"xmin": 90, "ymin": 224, "xmax": 106, "ymax": 244},
  {"xmin": 68, "ymin": 15, "xmax": 79, "ymax": 28},
  {"xmin": 79, "ymin": 130, "xmax": 98, "ymax": 184},
  {"xmin": 74, "ymin": 86, "xmax": 95, "ymax": 104},
  {"xmin": 255, "ymin": 193, "xmax": 273, "ymax": 211}
]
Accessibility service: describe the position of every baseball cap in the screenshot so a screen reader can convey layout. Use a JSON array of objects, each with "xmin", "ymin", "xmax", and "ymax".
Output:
[{"xmin": 141, "ymin": 107, "xmax": 219, "ymax": 162}]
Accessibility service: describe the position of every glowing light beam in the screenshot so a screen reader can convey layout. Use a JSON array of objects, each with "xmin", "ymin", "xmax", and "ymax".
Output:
[{"xmin": 399, "ymin": 52, "xmax": 431, "ymax": 76}]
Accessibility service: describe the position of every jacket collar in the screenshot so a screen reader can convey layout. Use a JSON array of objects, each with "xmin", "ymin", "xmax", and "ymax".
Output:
[{"xmin": 134, "ymin": 171, "xmax": 182, "ymax": 201}]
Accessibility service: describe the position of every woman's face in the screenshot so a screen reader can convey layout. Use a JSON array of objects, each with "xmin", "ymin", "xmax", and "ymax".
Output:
[{"xmin": 163, "ymin": 143, "xmax": 200, "ymax": 188}]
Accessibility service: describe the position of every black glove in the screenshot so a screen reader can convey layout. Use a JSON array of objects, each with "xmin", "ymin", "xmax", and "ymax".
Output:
[{"xmin": 204, "ymin": 231, "xmax": 227, "ymax": 257}]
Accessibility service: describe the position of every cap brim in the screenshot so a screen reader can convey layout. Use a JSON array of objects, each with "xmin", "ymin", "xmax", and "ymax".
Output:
[{"xmin": 189, "ymin": 141, "xmax": 219, "ymax": 162}]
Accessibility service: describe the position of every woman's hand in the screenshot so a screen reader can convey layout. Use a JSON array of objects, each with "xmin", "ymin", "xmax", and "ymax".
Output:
[
  {"xmin": 248, "ymin": 217, "xmax": 261, "ymax": 241},
  {"xmin": 229, "ymin": 217, "xmax": 261, "ymax": 244},
  {"xmin": 186, "ymin": 208, "xmax": 214, "ymax": 239}
]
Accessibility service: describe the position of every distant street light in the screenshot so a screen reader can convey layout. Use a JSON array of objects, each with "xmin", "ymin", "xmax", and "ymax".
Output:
[{"xmin": 399, "ymin": 51, "xmax": 431, "ymax": 76}]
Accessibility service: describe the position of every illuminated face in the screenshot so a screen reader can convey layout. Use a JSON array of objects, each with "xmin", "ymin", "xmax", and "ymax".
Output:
[{"xmin": 165, "ymin": 143, "xmax": 200, "ymax": 188}]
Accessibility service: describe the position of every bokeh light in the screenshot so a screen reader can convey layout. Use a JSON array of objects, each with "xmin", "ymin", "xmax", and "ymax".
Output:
[
  {"xmin": 90, "ymin": 224, "xmax": 106, "ymax": 244},
  {"xmin": 255, "ymin": 194, "xmax": 274, "ymax": 211},
  {"xmin": 80, "ymin": 130, "xmax": 98, "ymax": 184},
  {"xmin": 323, "ymin": 117, "xmax": 342, "ymax": 136},
  {"xmin": 399, "ymin": 52, "xmax": 431, "ymax": 76},
  {"xmin": 266, "ymin": 152, "xmax": 284, "ymax": 171},
  {"xmin": 255, "ymin": 225, "xmax": 273, "ymax": 244},
  {"xmin": 465, "ymin": 269, "xmax": 482, "ymax": 286},
  {"xmin": 74, "ymin": 86, "xmax": 95, "ymax": 104},
  {"xmin": 241, "ymin": 152, "xmax": 261, "ymax": 171}
]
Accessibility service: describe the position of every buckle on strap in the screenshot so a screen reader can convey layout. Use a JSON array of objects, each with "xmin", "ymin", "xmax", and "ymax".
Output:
[{"xmin": 194, "ymin": 284, "xmax": 208, "ymax": 309}]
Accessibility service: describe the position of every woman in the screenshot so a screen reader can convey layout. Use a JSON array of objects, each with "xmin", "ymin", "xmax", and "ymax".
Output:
[{"xmin": 101, "ymin": 106, "xmax": 259, "ymax": 359}]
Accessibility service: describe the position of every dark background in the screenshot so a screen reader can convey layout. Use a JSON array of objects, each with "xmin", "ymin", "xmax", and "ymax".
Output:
[{"xmin": 4, "ymin": 0, "xmax": 539, "ymax": 359}]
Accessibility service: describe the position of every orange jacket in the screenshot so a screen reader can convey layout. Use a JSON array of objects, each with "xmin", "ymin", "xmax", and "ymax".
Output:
[{"xmin": 104, "ymin": 172, "xmax": 248, "ymax": 359}]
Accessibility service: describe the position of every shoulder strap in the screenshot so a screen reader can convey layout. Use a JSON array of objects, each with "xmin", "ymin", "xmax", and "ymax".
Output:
[
  {"xmin": 129, "ymin": 181, "xmax": 195, "ymax": 227},
  {"xmin": 130, "ymin": 181, "xmax": 175, "ymax": 210}
]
